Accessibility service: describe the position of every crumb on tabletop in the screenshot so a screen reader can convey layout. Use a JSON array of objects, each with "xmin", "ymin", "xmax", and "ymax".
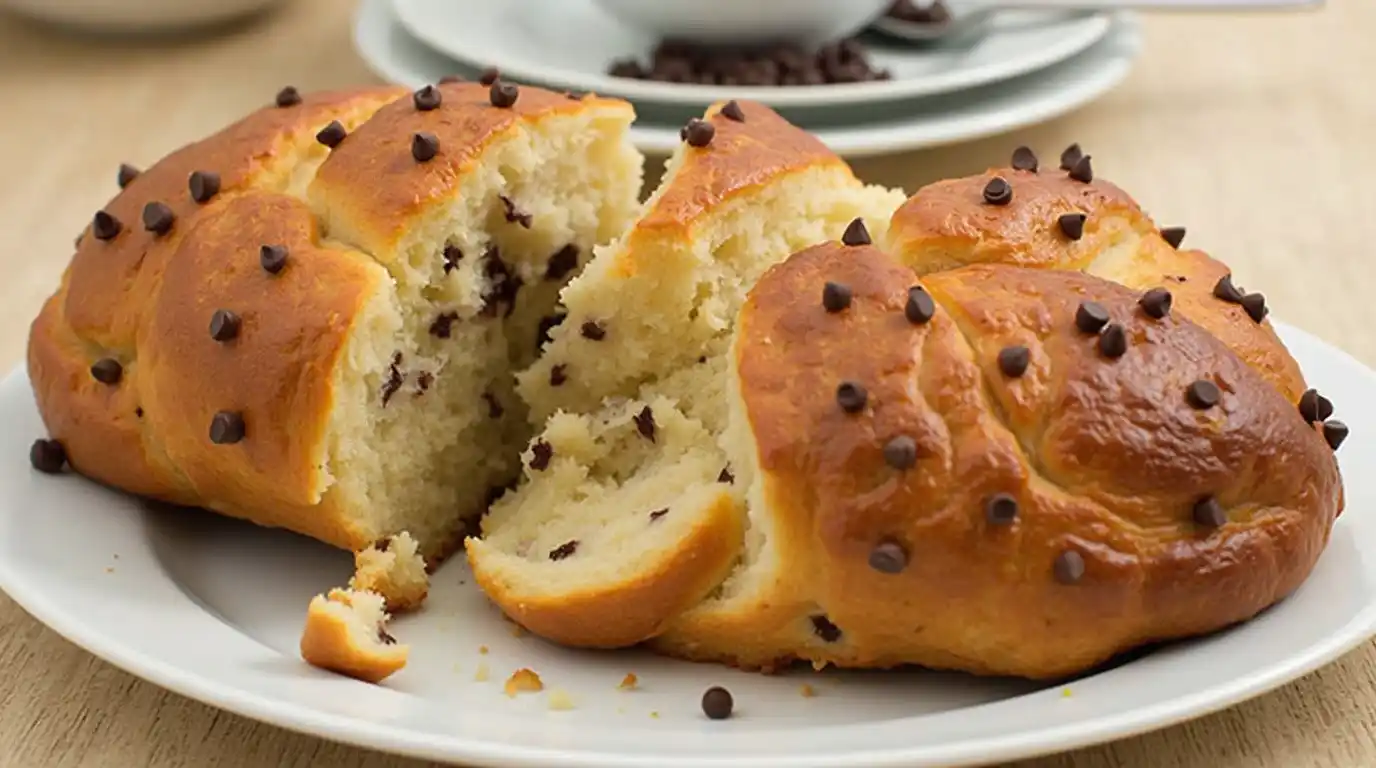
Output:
[
  {"xmin": 505, "ymin": 667, "xmax": 544, "ymax": 697},
  {"xmin": 479, "ymin": 644, "xmax": 489, "ymax": 655},
  {"xmin": 104, "ymin": 567, "xmax": 114, "ymax": 574},
  {"xmin": 618, "ymin": 672, "xmax": 638, "ymax": 690},
  {"xmin": 474, "ymin": 661, "xmax": 490, "ymax": 682},
  {"xmin": 799, "ymin": 684, "xmax": 816, "ymax": 698},
  {"xmin": 547, "ymin": 689, "xmax": 575, "ymax": 710}
]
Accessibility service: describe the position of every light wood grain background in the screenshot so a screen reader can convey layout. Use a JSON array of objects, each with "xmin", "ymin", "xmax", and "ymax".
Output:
[{"xmin": 1, "ymin": 0, "xmax": 1373, "ymax": 765}]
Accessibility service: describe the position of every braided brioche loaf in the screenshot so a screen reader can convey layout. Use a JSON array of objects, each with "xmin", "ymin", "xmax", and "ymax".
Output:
[
  {"xmin": 469, "ymin": 146, "xmax": 1343, "ymax": 679},
  {"xmin": 27, "ymin": 83, "xmax": 644, "ymax": 559}
]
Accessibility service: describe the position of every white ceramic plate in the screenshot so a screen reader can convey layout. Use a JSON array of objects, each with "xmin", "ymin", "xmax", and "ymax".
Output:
[
  {"xmin": 389, "ymin": 0, "xmax": 1111, "ymax": 109},
  {"xmin": 2, "ymin": 320, "xmax": 1374, "ymax": 768},
  {"xmin": 355, "ymin": 0, "xmax": 1141, "ymax": 158}
]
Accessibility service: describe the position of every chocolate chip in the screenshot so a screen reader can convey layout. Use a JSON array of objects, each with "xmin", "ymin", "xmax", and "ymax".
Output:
[
  {"xmin": 564, "ymin": 91, "xmax": 584, "ymax": 100},
  {"xmin": 1058, "ymin": 213, "xmax": 1086, "ymax": 241},
  {"xmin": 682, "ymin": 118, "xmax": 715, "ymax": 148},
  {"xmin": 982, "ymin": 177, "xmax": 1013, "ymax": 205},
  {"xmin": 548, "ymin": 540, "xmax": 578, "ymax": 561},
  {"xmin": 1192, "ymin": 496, "xmax": 1226, "ymax": 528},
  {"xmin": 1298, "ymin": 389, "xmax": 1334, "ymax": 423},
  {"xmin": 413, "ymin": 85, "xmax": 442, "ymax": 111},
  {"xmin": 443, "ymin": 244, "xmax": 463, "ymax": 273},
  {"xmin": 275, "ymin": 86, "xmax": 302, "ymax": 107},
  {"xmin": 634, "ymin": 406, "xmax": 656, "ymax": 442},
  {"xmin": 1160, "ymin": 227, "xmax": 1186, "ymax": 249},
  {"xmin": 415, "ymin": 371, "xmax": 434, "ymax": 395},
  {"xmin": 985, "ymin": 493, "xmax": 1018, "ymax": 525},
  {"xmin": 500, "ymin": 195, "xmax": 532, "ymax": 228},
  {"xmin": 718, "ymin": 466, "xmax": 734, "ymax": 484},
  {"xmin": 479, "ymin": 66, "xmax": 501, "ymax": 85},
  {"xmin": 92, "ymin": 211, "xmax": 122, "ymax": 241},
  {"xmin": 1074, "ymin": 301, "xmax": 1110, "ymax": 334},
  {"xmin": 701, "ymin": 686, "xmax": 733, "ymax": 720},
  {"xmin": 1054, "ymin": 550, "xmax": 1085, "ymax": 584},
  {"xmin": 868, "ymin": 540, "xmax": 907, "ymax": 574},
  {"xmin": 489, "ymin": 81, "xmax": 519, "ymax": 108},
  {"xmin": 1241, "ymin": 293, "xmax": 1268, "ymax": 323},
  {"xmin": 720, "ymin": 100, "xmax": 746, "ymax": 122},
  {"xmin": 316, "ymin": 120, "xmax": 347, "ymax": 148},
  {"xmin": 822, "ymin": 282, "xmax": 852, "ymax": 313},
  {"xmin": 483, "ymin": 392, "xmax": 504, "ymax": 419},
  {"xmin": 1010, "ymin": 146, "xmax": 1038, "ymax": 172},
  {"xmin": 374, "ymin": 537, "xmax": 391, "ymax": 553},
  {"xmin": 29, "ymin": 439, "xmax": 66, "ymax": 474},
  {"xmin": 1059, "ymin": 143, "xmax": 1083, "ymax": 171},
  {"xmin": 836, "ymin": 381, "xmax": 867, "ymax": 413},
  {"xmin": 141, "ymin": 201, "xmax": 175, "ymax": 236},
  {"xmin": 209, "ymin": 411, "xmax": 246, "ymax": 444},
  {"xmin": 536, "ymin": 313, "xmax": 566, "ymax": 347},
  {"xmin": 90, "ymin": 358, "xmax": 122, "ymax": 385},
  {"xmin": 1068, "ymin": 155, "xmax": 1093, "ymax": 183},
  {"xmin": 1213, "ymin": 274, "xmax": 1245, "ymax": 303},
  {"xmin": 1098, "ymin": 323, "xmax": 1128, "ymax": 358},
  {"xmin": 259, "ymin": 244, "xmax": 288, "ymax": 274},
  {"xmin": 117, "ymin": 163, "xmax": 140, "ymax": 188},
  {"xmin": 135, "ymin": 406, "xmax": 143, "ymax": 418},
  {"xmin": 439, "ymin": 75, "xmax": 464, "ymax": 84},
  {"xmin": 423, "ymin": 312, "xmax": 455, "ymax": 339},
  {"xmin": 841, "ymin": 218, "xmax": 871, "ymax": 247},
  {"xmin": 883, "ymin": 436, "xmax": 918, "ymax": 470},
  {"xmin": 580, "ymin": 321, "xmax": 605, "ymax": 340},
  {"xmin": 810, "ymin": 615, "xmax": 841, "ymax": 643},
  {"xmin": 906, "ymin": 286, "xmax": 936, "ymax": 324},
  {"xmin": 550, "ymin": 364, "xmax": 568, "ymax": 387},
  {"xmin": 411, "ymin": 132, "xmax": 440, "ymax": 162},
  {"xmin": 649, "ymin": 508, "xmax": 669, "ymax": 522},
  {"xmin": 997, "ymin": 345, "xmax": 1030, "ymax": 378},
  {"xmin": 1185, "ymin": 379, "xmax": 1220, "ymax": 409},
  {"xmin": 545, "ymin": 245, "xmax": 580, "ymax": 280},
  {"xmin": 209, "ymin": 309, "xmax": 241, "ymax": 342},
  {"xmin": 377, "ymin": 627, "xmax": 397, "ymax": 645},
  {"xmin": 1324, "ymin": 420, "xmax": 1349, "ymax": 451},
  {"xmin": 380, "ymin": 352, "xmax": 404, "ymax": 406},
  {"xmin": 1139, "ymin": 287, "xmax": 1172, "ymax": 319},
  {"xmin": 188, "ymin": 170, "xmax": 221, "ymax": 203},
  {"xmin": 529, "ymin": 440, "xmax": 553, "ymax": 470},
  {"xmin": 479, "ymin": 246, "xmax": 522, "ymax": 318}
]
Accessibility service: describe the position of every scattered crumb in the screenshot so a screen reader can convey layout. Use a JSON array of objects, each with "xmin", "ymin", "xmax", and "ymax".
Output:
[
  {"xmin": 799, "ymin": 684, "xmax": 816, "ymax": 698},
  {"xmin": 104, "ymin": 567, "xmax": 114, "ymax": 574},
  {"xmin": 474, "ymin": 662, "xmax": 490, "ymax": 682},
  {"xmin": 649, "ymin": 711, "xmax": 660, "ymax": 719},
  {"xmin": 478, "ymin": 645, "xmax": 489, "ymax": 655},
  {"xmin": 504, "ymin": 668, "xmax": 544, "ymax": 697},
  {"xmin": 112, "ymin": 554, "xmax": 119, "ymax": 560},
  {"xmin": 451, "ymin": 662, "xmax": 462, "ymax": 673},
  {"xmin": 618, "ymin": 673, "xmax": 639, "ymax": 690},
  {"xmin": 616, "ymin": 706, "xmax": 626, "ymax": 715},
  {"xmin": 509, "ymin": 623, "xmax": 528, "ymax": 638},
  {"xmin": 547, "ymin": 689, "xmax": 575, "ymax": 710},
  {"xmin": 1061, "ymin": 687, "xmax": 1073, "ymax": 698}
]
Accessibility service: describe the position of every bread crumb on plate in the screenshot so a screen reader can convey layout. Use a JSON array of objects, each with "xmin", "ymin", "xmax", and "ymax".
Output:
[
  {"xmin": 505, "ymin": 667, "xmax": 543, "ymax": 696},
  {"xmin": 618, "ymin": 673, "xmax": 638, "ymax": 690},
  {"xmin": 474, "ymin": 662, "xmax": 490, "ymax": 682},
  {"xmin": 547, "ymin": 689, "xmax": 575, "ymax": 710}
]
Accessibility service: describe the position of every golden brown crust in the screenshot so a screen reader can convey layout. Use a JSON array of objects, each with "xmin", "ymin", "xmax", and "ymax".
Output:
[
  {"xmin": 885, "ymin": 165, "xmax": 1307, "ymax": 401},
  {"xmin": 466, "ymin": 488, "xmax": 744, "ymax": 648},
  {"xmin": 310, "ymin": 84, "xmax": 633, "ymax": 256},
  {"xmin": 299, "ymin": 589, "xmax": 408, "ymax": 684},
  {"xmin": 658, "ymin": 242, "xmax": 1340, "ymax": 678}
]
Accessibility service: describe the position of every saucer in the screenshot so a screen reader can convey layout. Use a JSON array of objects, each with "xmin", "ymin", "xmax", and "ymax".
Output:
[
  {"xmin": 355, "ymin": 0, "xmax": 1141, "ymax": 157},
  {"xmin": 389, "ymin": 0, "xmax": 1111, "ymax": 109}
]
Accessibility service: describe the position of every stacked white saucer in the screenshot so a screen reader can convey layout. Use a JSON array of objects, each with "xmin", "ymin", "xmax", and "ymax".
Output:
[{"xmin": 355, "ymin": 0, "xmax": 1141, "ymax": 156}]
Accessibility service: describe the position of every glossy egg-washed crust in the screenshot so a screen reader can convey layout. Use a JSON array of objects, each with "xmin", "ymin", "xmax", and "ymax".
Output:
[
  {"xmin": 654, "ymin": 236, "xmax": 1340, "ymax": 679},
  {"xmin": 27, "ymin": 83, "xmax": 630, "ymax": 557}
]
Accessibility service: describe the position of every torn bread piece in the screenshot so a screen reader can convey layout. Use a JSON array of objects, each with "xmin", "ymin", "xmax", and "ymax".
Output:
[
  {"xmin": 300, "ymin": 588, "xmax": 408, "ymax": 683},
  {"xmin": 350, "ymin": 531, "xmax": 430, "ymax": 611}
]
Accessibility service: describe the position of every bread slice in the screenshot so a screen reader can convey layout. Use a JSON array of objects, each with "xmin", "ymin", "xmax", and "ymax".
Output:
[
  {"xmin": 467, "ymin": 101, "xmax": 907, "ymax": 648},
  {"xmin": 28, "ymin": 84, "xmax": 643, "ymax": 561},
  {"xmin": 300, "ymin": 588, "xmax": 408, "ymax": 683},
  {"xmin": 350, "ymin": 531, "xmax": 429, "ymax": 612}
]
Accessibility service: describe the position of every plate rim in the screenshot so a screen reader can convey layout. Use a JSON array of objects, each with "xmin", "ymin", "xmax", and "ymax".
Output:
[
  {"xmin": 388, "ymin": 0, "xmax": 1112, "ymax": 109},
  {"xmin": 3, "ymin": 321, "xmax": 1376, "ymax": 768}
]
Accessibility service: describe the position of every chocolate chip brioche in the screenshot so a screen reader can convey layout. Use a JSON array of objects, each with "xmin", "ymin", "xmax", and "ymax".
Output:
[
  {"xmin": 471, "ymin": 146, "xmax": 1343, "ymax": 679},
  {"xmin": 27, "ymin": 83, "xmax": 644, "ymax": 559},
  {"xmin": 467, "ymin": 101, "xmax": 907, "ymax": 647}
]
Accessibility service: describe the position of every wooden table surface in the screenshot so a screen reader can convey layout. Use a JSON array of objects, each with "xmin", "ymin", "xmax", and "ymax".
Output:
[{"xmin": 1, "ymin": 0, "xmax": 1373, "ymax": 765}]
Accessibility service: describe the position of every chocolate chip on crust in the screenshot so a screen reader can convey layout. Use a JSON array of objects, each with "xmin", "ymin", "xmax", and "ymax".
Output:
[
  {"xmin": 1185, "ymin": 379, "xmax": 1221, "ymax": 409},
  {"xmin": 868, "ymin": 540, "xmax": 908, "ymax": 574},
  {"xmin": 836, "ymin": 381, "xmax": 867, "ymax": 413},
  {"xmin": 411, "ymin": 132, "xmax": 440, "ymax": 162},
  {"xmin": 29, "ymin": 439, "xmax": 66, "ymax": 474},
  {"xmin": 548, "ymin": 540, "xmax": 579, "ymax": 561},
  {"xmin": 1074, "ymin": 301, "xmax": 1110, "ymax": 334},
  {"xmin": 489, "ymin": 81, "xmax": 520, "ymax": 108},
  {"xmin": 90, "ymin": 358, "xmax": 122, "ymax": 385},
  {"xmin": 188, "ymin": 170, "xmax": 221, "ymax": 204},
  {"xmin": 883, "ymin": 436, "xmax": 918, "ymax": 470},
  {"xmin": 1068, "ymin": 155, "xmax": 1093, "ymax": 183},
  {"xmin": 822, "ymin": 281, "xmax": 852, "ymax": 313},
  {"xmin": 275, "ymin": 86, "xmax": 302, "ymax": 107},
  {"xmin": 117, "ymin": 163, "xmax": 141, "ymax": 188},
  {"xmin": 1059, "ymin": 143, "xmax": 1083, "ymax": 171},
  {"xmin": 1054, "ymin": 550, "xmax": 1085, "ymax": 584},
  {"xmin": 1192, "ymin": 496, "xmax": 1227, "ymax": 528},
  {"xmin": 1213, "ymin": 274, "xmax": 1245, "ymax": 303},
  {"xmin": 682, "ymin": 118, "xmax": 715, "ymax": 147},
  {"xmin": 985, "ymin": 493, "xmax": 1018, "ymax": 524},
  {"xmin": 1160, "ymin": 227, "xmax": 1186, "ymax": 249},
  {"xmin": 260, "ymin": 244, "xmax": 288, "ymax": 274},
  {"xmin": 141, "ymin": 202, "xmax": 175, "ymax": 236},
  {"xmin": 209, "ymin": 309, "xmax": 241, "ymax": 342},
  {"xmin": 720, "ymin": 100, "xmax": 746, "ymax": 122},
  {"xmin": 841, "ymin": 218, "xmax": 871, "ymax": 247},
  {"xmin": 1240, "ymin": 293, "xmax": 1268, "ymax": 323},
  {"xmin": 92, "ymin": 211, "xmax": 122, "ymax": 241},
  {"xmin": 1011, "ymin": 146, "xmax": 1038, "ymax": 172},
  {"xmin": 1298, "ymin": 389, "xmax": 1334, "ymax": 423},
  {"xmin": 209, "ymin": 411, "xmax": 246, "ymax": 444},
  {"xmin": 982, "ymin": 176, "xmax": 1013, "ymax": 206},
  {"xmin": 412, "ymin": 84, "xmax": 442, "ymax": 111},
  {"xmin": 810, "ymin": 615, "xmax": 841, "ymax": 642},
  {"xmin": 1057, "ymin": 213, "xmax": 1086, "ymax": 241},
  {"xmin": 1139, "ymin": 287, "xmax": 1172, "ymax": 319},
  {"xmin": 1324, "ymin": 420, "xmax": 1349, "ymax": 451},
  {"xmin": 1098, "ymin": 323, "xmax": 1128, "ymax": 358},
  {"xmin": 316, "ymin": 120, "xmax": 347, "ymax": 148},
  {"xmin": 905, "ymin": 286, "xmax": 936, "ymax": 325},
  {"xmin": 997, "ymin": 345, "xmax": 1030, "ymax": 377}
]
